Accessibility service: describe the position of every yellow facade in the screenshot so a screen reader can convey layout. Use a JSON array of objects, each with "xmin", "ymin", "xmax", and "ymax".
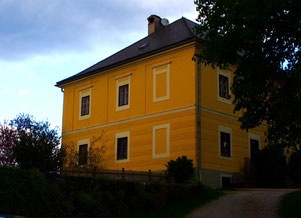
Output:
[{"xmin": 58, "ymin": 20, "xmax": 266, "ymax": 187}]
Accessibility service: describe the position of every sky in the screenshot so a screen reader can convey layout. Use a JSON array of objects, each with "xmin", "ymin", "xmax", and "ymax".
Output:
[{"xmin": 0, "ymin": 0, "xmax": 198, "ymax": 131}]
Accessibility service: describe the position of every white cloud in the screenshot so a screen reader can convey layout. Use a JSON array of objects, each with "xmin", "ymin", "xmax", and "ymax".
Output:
[{"xmin": 17, "ymin": 90, "xmax": 28, "ymax": 96}]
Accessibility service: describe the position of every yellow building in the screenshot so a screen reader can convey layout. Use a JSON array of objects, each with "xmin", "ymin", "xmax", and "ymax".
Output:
[{"xmin": 56, "ymin": 15, "xmax": 266, "ymax": 188}]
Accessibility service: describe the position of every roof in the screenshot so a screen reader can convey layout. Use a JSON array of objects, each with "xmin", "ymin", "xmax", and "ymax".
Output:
[{"xmin": 56, "ymin": 17, "xmax": 197, "ymax": 87}]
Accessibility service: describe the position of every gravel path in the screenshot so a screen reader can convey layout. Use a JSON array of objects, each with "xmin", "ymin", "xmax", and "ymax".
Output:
[{"xmin": 186, "ymin": 189, "xmax": 298, "ymax": 218}]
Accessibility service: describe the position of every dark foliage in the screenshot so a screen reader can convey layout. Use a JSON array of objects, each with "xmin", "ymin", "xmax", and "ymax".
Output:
[
  {"xmin": 288, "ymin": 149, "xmax": 301, "ymax": 185},
  {"xmin": 0, "ymin": 167, "xmax": 72, "ymax": 218},
  {"xmin": 0, "ymin": 123, "xmax": 17, "ymax": 166},
  {"xmin": 253, "ymin": 145, "xmax": 288, "ymax": 187},
  {"xmin": 166, "ymin": 156, "xmax": 194, "ymax": 183},
  {"xmin": 0, "ymin": 167, "xmax": 220, "ymax": 218},
  {"xmin": 194, "ymin": 0, "xmax": 301, "ymax": 148},
  {"xmin": 10, "ymin": 114, "xmax": 64, "ymax": 173}
]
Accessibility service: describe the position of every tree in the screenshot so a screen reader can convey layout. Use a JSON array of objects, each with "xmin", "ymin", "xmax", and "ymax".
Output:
[
  {"xmin": 10, "ymin": 114, "xmax": 64, "ymax": 173},
  {"xmin": 0, "ymin": 122, "xmax": 17, "ymax": 166},
  {"xmin": 63, "ymin": 131, "xmax": 107, "ymax": 168},
  {"xmin": 194, "ymin": 0, "xmax": 301, "ymax": 147},
  {"xmin": 166, "ymin": 156, "xmax": 194, "ymax": 183}
]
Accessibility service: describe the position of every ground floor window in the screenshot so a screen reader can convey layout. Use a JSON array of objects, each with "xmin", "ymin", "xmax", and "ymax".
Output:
[
  {"xmin": 115, "ymin": 131, "xmax": 130, "ymax": 162},
  {"xmin": 78, "ymin": 144, "xmax": 88, "ymax": 165}
]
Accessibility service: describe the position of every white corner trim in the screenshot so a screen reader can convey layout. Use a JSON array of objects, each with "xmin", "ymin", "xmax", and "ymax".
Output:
[
  {"xmin": 248, "ymin": 133, "xmax": 261, "ymax": 158},
  {"xmin": 116, "ymin": 75, "xmax": 131, "ymax": 112},
  {"xmin": 153, "ymin": 63, "xmax": 170, "ymax": 102},
  {"xmin": 79, "ymin": 88, "xmax": 92, "ymax": 120},
  {"xmin": 218, "ymin": 125, "xmax": 232, "ymax": 159},
  {"xmin": 115, "ymin": 131, "xmax": 130, "ymax": 163},
  {"xmin": 217, "ymin": 69, "xmax": 231, "ymax": 104},
  {"xmin": 152, "ymin": 123, "xmax": 170, "ymax": 158}
]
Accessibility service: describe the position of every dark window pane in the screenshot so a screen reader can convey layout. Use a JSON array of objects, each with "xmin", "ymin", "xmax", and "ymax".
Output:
[
  {"xmin": 220, "ymin": 132, "xmax": 231, "ymax": 157},
  {"xmin": 219, "ymin": 75, "xmax": 229, "ymax": 99},
  {"xmin": 119, "ymin": 84, "xmax": 129, "ymax": 106},
  {"xmin": 117, "ymin": 137, "xmax": 128, "ymax": 160},
  {"xmin": 222, "ymin": 176, "xmax": 232, "ymax": 188},
  {"xmin": 81, "ymin": 96, "xmax": 90, "ymax": 116},
  {"xmin": 250, "ymin": 139, "xmax": 260, "ymax": 160},
  {"xmin": 78, "ymin": 144, "xmax": 88, "ymax": 165}
]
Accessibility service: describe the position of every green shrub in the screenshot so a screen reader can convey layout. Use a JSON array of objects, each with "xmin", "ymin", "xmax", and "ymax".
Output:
[
  {"xmin": 288, "ymin": 149, "xmax": 301, "ymax": 185},
  {"xmin": 0, "ymin": 167, "xmax": 72, "ymax": 218},
  {"xmin": 253, "ymin": 145, "xmax": 288, "ymax": 187},
  {"xmin": 166, "ymin": 156, "xmax": 194, "ymax": 183}
]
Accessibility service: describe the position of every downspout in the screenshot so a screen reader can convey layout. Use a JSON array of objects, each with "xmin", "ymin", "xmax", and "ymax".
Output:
[{"xmin": 197, "ymin": 62, "xmax": 202, "ymax": 180}]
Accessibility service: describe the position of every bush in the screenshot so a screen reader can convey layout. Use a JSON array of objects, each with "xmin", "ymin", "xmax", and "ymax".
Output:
[
  {"xmin": 166, "ymin": 156, "xmax": 194, "ymax": 183},
  {"xmin": 288, "ymin": 149, "xmax": 301, "ymax": 185},
  {"xmin": 253, "ymin": 145, "xmax": 288, "ymax": 187},
  {"xmin": 0, "ymin": 167, "xmax": 72, "ymax": 218}
]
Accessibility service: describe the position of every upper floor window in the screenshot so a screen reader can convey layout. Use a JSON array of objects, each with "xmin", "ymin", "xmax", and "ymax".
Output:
[
  {"xmin": 119, "ymin": 84, "xmax": 129, "ymax": 106},
  {"xmin": 219, "ymin": 126, "xmax": 232, "ymax": 158},
  {"xmin": 153, "ymin": 62, "xmax": 170, "ymax": 102},
  {"xmin": 81, "ymin": 96, "xmax": 90, "ymax": 116},
  {"xmin": 217, "ymin": 70, "xmax": 231, "ymax": 104},
  {"xmin": 116, "ymin": 74, "xmax": 131, "ymax": 111},
  {"xmin": 79, "ymin": 87, "xmax": 92, "ymax": 120}
]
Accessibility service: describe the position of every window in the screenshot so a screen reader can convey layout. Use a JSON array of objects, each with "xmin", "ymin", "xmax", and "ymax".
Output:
[
  {"xmin": 117, "ymin": 137, "xmax": 128, "ymax": 160},
  {"xmin": 118, "ymin": 84, "xmax": 129, "ymax": 106},
  {"xmin": 79, "ymin": 87, "xmax": 92, "ymax": 120},
  {"xmin": 221, "ymin": 175, "xmax": 232, "ymax": 188},
  {"xmin": 248, "ymin": 133, "xmax": 260, "ymax": 160},
  {"xmin": 116, "ymin": 74, "xmax": 131, "ymax": 111},
  {"xmin": 81, "ymin": 96, "xmax": 90, "ymax": 116},
  {"xmin": 153, "ymin": 62, "xmax": 170, "ymax": 102},
  {"xmin": 77, "ymin": 138, "xmax": 90, "ymax": 166},
  {"xmin": 219, "ymin": 126, "xmax": 232, "ymax": 158},
  {"xmin": 217, "ymin": 70, "xmax": 231, "ymax": 103},
  {"xmin": 115, "ymin": 131, "xmax": 130, "ymax": 162},
  {"xmin": 152, "ymin": 123, "xmax": 170, "ymax": 158},
  {"xmin": 78, "ymin": 144, "xmax": 88, "ymax": 165}
]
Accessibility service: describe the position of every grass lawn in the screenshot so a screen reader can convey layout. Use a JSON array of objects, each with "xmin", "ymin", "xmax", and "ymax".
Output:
[
  {"xmin": 127, "ymin": 188, "xmax": 223, "ymax": 218},
  {"xmin": 279, "ymin": 190, "xmax": 301, "ymax": 218}
]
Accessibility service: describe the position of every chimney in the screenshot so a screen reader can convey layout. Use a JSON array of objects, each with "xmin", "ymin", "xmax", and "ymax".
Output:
[{"xmin": 147, "ymin": 15, "xmax": 163, "ymax": 35}]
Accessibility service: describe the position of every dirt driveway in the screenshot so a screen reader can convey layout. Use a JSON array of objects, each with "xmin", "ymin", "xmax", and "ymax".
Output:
[{"xmin": 186, "ymin": 189, "xmax": 298, "ymax": 218}]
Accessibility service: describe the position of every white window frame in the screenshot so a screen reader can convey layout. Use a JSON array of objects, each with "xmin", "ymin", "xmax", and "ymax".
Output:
[
  {"xmin": 220, "ymin": 174, "xmax": 232, "ymax": 188},
  {"xmin": 116, "ymin": 74, "xmax": 131, "ymax": 112},
  {"xmin": 217, "ymin": 70, "xmax": 231, "ymax": 104},
  {"xmin": 79, "ymin": 87, "xmax": 92, "ymax": 120},
  {"xmin": 218, "ymin": 125, "xmax": 232, "ymax": 159},
  {"xmin": 152, "ymin": 123, "xmax": 170, "ymax": 158},
  {"xmin": 77, "ymin": 138, "xmax": 90, "ymax": 166},
  {"xmin": 153, "ymin": 63, "xmax": 170, "ymax": 102},
  {"xmin": 248, "ymin": 133, "xmax": 261, "ymax": 158},
  {"xmin": 115, "ymin": 131, "xmax": 130, "ymax": 163}
]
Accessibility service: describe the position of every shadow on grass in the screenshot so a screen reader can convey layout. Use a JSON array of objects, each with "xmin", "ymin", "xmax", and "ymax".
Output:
[
  {"xmin": 127, "ymin": 189, "xmax": 223, "ymax": 218},
  {"xmin": 279, "ymin": 190, "xmax": 301, "ymax": 218}
]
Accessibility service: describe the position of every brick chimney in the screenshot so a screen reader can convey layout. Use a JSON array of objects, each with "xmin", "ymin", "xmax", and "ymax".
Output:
[{"xmin": 147, "ymin": 15, "xmax": 163, "ymax": 35}]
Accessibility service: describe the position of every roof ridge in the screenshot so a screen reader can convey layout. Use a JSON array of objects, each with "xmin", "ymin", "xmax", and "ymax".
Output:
[{"xmin": 181, "ymin": 17, "xmax": 197, "ymax": 37}]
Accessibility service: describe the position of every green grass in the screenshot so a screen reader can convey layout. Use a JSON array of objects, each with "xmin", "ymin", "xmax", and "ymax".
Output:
[
  {"xmin": 127, "ymin": 188, "xmax": 223, "ymax": 218},
  {"xmin": 279, "ymin": 190, "xmax": 301, "ymax": 218}
]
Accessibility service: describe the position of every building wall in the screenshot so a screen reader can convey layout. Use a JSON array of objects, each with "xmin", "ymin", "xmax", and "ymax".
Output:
[
  {"xmin": 199, "ymin": 64, "xmax": 267, "ymax": 187},
  {"xmin": 61, "ymin": 44, "xmax": 198, "ymax": 170},
  {"xmin": 60, "ymin": 43, "xmax": 267, "ymax": 187}
]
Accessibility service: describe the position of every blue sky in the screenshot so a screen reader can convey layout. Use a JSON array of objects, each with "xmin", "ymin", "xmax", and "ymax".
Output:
[{"xmin": 0, "ymin": 0, "xmax": 198, "ymax": 130}]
